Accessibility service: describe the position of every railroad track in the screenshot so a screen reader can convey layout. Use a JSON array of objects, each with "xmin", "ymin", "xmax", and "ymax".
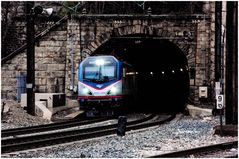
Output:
[
  {"xmin": 1, "ymin": 117, "xmax": 107, "ymax": 138},
  {"xmin": 2, "ymin": 114, "xmax": 175, "ymax": 154},
  {"xmin": 2, "ymin": 113, "xmax": 152, "ymax": 138},
  {"xmin": 148, "ymin": 140, "xmax": 238, "ymax": 158}
]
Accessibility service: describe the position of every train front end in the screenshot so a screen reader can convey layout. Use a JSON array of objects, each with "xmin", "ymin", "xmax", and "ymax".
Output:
[{"xmin": 78, "ymin": 56, "xmax": 122, "ymax": 109}]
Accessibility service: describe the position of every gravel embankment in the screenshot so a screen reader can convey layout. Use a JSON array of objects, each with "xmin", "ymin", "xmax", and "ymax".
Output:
[
  {"xmin": 1, "ymin": 100, "xmax": 238, "ymax": 158},
  {"xmin": 1, "ymin": 100, "xmax": 51, "ymax": 130}
]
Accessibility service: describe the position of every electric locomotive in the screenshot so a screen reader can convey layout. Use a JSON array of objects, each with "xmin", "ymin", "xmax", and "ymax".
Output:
[{"xmin": 78, "ymin": 55, "xmax": 135, "ymax": 109}]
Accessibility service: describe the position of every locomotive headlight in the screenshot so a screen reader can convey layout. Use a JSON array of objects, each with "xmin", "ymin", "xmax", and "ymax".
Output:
[
  {"xmin": 82, "ymin": 88, "xmax": 90, "ymax": 94},
  {"xmin": 107, "ymin": 82, "xmax": 122, "ymax": 95},
  {"xmin": 78, "ymin": 82, "xmax": 92, "ymax": 95},
  {"xmin": 110, "ymin": 87, "xmax": 117, "ymax": 94},
  {"xmin": 95, "ymin": 59, "xmax": 105, "ymax": 65}
]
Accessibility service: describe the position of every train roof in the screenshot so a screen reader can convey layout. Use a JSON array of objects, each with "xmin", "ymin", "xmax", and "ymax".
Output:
[
  {"xmin": 87, "ymin": 55, "xmax": 115, "ymax": 58},
  {"xmin": 80, "ymin": 55, "xmax": 119, "ymax": 64},
  {"xmin": 85, "ymin": 55, "xmax": 118, "ymax": 61}
]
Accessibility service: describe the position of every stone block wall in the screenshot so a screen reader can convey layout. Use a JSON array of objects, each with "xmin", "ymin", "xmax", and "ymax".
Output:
[
  {"xmin": 2, "ymin": 1, "xmax": 221, "ymax": 107},
  {"xmin": 1, "ymin": 21, "xmax": 67, "ymax": 100},
  {"xmin": 65, "ymin": 17, "xmax": 214, "ymax": 105},
  {"xmin": 1, "ymin": 2, "xmax": 26, "ymax": 57},
  {"xmin": 65, "ymin": 19, "xmax": 81, "ymax": 96},
  {"xmin": 35, "ymin": 25, "xmax": 67, "ymax": 93}
]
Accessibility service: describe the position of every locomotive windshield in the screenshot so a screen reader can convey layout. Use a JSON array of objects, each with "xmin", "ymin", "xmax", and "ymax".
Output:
[{"xmin": 83, "ymin": 57, "xmax": 117, "ymax": 82}]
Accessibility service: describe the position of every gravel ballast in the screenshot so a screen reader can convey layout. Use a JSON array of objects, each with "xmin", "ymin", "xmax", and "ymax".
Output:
[
  {"xmin": 1, "ymin": 100, "xmax": 51, "ymax": 130},
  {"xmin": 1, "ymin": 100, "xmax": 238, "ymax": 158}
]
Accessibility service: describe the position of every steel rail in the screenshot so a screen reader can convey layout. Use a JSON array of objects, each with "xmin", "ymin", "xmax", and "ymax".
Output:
[
  {"xmin": 2, "ymin": 114, "xmax": 155, "ymax": 145},
  {"xmin": 1, "ymin": 114, "xmax": 173, "ymax": 153},
  {"xmin": 148, "ymin": 140, "xmax": 238, "ymax": 158},
  {"xmin": 1, "ymin": 117, "xmax": 107, "ymax": 138}
]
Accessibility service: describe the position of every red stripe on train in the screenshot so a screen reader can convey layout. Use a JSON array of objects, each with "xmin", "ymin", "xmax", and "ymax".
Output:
[
  {"xmin": 78, "ymin": 80, "xmax": 122, "ymax": 90},
  {"xmin": 78, "ymin": 95, "xmax": 122, "ymax": 99}
]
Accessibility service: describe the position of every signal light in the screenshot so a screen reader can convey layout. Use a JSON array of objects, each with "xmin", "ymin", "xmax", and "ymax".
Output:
[{"xmin": 33, "ymin": 6, "xmax": 53, "ymax": 16}]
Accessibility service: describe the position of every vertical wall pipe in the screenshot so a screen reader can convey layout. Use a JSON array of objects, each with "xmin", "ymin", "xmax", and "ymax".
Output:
[
  {"xmin": 221, "ymin": 25, "xmax": 226, "ymax": 93},
  {"xmin": 70, "ymin": 33, "xmax": 75, "ymax": 92},
  {"xmin": 80, "ymin": 18, "xmax": 83, "ymax": 61},
  {"xmin": 215, "ymin": 1, "xmax": 222, "ymax": 82}
]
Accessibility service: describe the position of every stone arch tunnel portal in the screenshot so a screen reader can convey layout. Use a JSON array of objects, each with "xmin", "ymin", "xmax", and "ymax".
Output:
[{"xmin": 92, "ymin": 35, "xmax": 190, "ymax": 112}]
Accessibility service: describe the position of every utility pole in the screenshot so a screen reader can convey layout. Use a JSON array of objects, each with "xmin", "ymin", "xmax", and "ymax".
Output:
[
  {"xmin": 26, "ymin": 2, "xmax": 36, "ymax": 115},
  {"xmin": 225, "ymin": 1, "xmax": 238, "ymax": 124},
  {"xmin": 215, "ymin": 1, "xmax": 223, "ymax": 136}
]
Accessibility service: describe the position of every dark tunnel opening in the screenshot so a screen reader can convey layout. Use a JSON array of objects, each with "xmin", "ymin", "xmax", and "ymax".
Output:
[{"xmin": 92, "ymin": 35, "xmax": 189, "ymax": 112}]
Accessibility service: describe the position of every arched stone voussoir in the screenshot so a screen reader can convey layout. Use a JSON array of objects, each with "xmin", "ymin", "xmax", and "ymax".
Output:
[{"xmin": 85, "ymin": 23, "xmax": 192, "ymax": 57}]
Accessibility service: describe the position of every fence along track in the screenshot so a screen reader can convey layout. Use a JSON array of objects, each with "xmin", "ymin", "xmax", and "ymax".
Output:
[{"xmin": 2, "ymin": 114, "xmax": 174, "ymax": 154}]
